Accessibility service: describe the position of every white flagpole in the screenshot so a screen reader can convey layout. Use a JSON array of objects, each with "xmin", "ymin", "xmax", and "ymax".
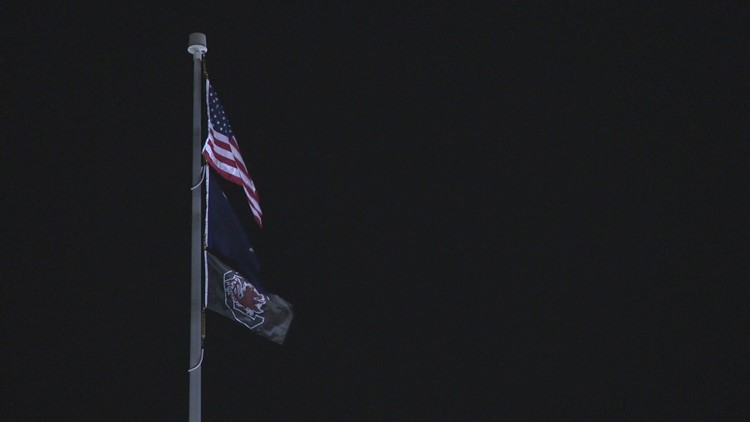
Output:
[{"xmin": 187, "ymin": 32, "xmax": 207, "ymax": 422}]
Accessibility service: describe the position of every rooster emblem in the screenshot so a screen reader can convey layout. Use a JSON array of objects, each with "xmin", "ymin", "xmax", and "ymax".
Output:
[{"xmin": 223, "ymin": 270, "xmax": 267, "ymax": 329}]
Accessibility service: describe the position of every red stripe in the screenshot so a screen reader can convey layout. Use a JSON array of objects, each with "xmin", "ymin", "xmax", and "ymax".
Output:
[
  {"xmin": 206, "ymin": 141, "xmax": 241, "ymax": 169},
  {"xmin": 206, "ymin": 134, "xmax": 250, "ymax": 179},
  {"xmin": 206, "ymin": 136, "xmax": 258, "ymax": 196},
  {"xmin": 217, "ymin": 136, "xmax": 254, "ymax": 188},
  {"xmin": 207, "ymin": 156, "xmax": 262, "ymax": 221},
  {"xmin": 203, "ymin": 142, "xmax": 263, "ymax": 228}
]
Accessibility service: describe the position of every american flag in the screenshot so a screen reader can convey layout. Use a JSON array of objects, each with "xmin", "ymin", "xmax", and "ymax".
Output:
[{"xmin": 202, "ymin": 80, "xmax": 263, "ymax": 228}]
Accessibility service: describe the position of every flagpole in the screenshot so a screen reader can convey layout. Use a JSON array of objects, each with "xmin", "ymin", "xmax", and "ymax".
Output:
[{"xmin": 187, "ymin": 32, "xmax": 207, "ymax": 422}]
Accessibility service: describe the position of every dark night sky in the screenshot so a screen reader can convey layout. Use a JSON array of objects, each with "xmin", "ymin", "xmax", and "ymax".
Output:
[{"xmin": 3, "ymin": 2, "xmax": 748, "ymax": 420}]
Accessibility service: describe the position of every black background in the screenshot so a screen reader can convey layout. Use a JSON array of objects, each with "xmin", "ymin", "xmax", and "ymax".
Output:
[{"xmin": 3, "ymin": 2, "xmax": 748, "ymax": 419}]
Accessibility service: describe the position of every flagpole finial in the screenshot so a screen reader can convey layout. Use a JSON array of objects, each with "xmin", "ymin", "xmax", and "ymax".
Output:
[{"xmin": 188, "ymin": 33, "xmax": 207, "ymax": 59}]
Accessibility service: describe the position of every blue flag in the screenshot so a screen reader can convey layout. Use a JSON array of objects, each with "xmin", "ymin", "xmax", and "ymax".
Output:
[{"xmin": 205, "ymin": 168, "xmax": 293, "ymax": 344}]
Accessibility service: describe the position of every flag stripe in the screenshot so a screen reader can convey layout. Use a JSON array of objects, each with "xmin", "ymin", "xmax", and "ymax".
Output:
[
  {"xmin": 204, "ymin": 132, "xmax": 260, "ymax": 201},
  {"xmin": 205, "ymin": 149, "xmax": 262, "ymax": 213},
  {"xmin": 209, "ymin": 129, "xmax": 258, "ymax": 194}
]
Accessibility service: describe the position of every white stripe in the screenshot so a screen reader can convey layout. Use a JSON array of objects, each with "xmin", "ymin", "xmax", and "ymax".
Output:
[
  {"xmin": 206, "ymin": 127, "xmax": 232, "ymax": 150},
  {"xmin": 242, "ymin": 184, "xmax": 262, "ymax": 215},
  {"xmin": 206, "ymin": 132, "xmax": 255, "ymax": 187},
  {"xmin": 204, "ymin": 143, "xmax": 262, "ymax": 215},
  {"xmin": 205, "ymin": 139, "xmax": 239, "ymax": 171},
  {"xmin": 206, "ymin": 138, "xmax": 259, "ymax": 195},
  {"xmin": 250, "ymin": 207, "xmax": 262, "ymax": 223},
  {"xmin": 207, "ymin": 124, "xmax": 232, "ymax": 146},
  {"xmin": 204, "ymin": 132, "xmax": 230, "ymax": 154},
  {"xmin": 237, "ymin": 165, "xmax": 258, "ymax": 194},
  {"xmin": 204, "ymin": 145, "xmax": 243, "ymax": 180},
  {"xmin": 206, "ymin": 123, "xmax": 249, "ymax": 170},
  {"xmin": 226, "ymin": 139, "xmax": 248, "ymax": 169},
  {"xmin": 205, "ymin": 144, "xmax": 259, "ymax": 203},
  {"xmin": 208, "ymin": 126, "xmax": 250, "ymax": 171},
  {"xmin": 209, "ymin": 141, "xmax": 237, "ymax": 162}
]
